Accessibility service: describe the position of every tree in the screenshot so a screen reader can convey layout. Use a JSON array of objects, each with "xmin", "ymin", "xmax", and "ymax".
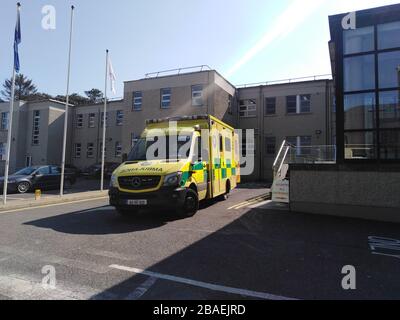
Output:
[
  {"xmin": 26, "ymin": 92, "xmax": 53, "ymax": 102},
  {"xmin": 55, "ymin": 93, "xmax": 90, "ymax": 106},
  {"xmin": 84, "ymin": 88, "xmax": 104, "ymax": 104},
  {"xmin": 1, "ymin": 74, "xmax": 38, "ymax": 101}
]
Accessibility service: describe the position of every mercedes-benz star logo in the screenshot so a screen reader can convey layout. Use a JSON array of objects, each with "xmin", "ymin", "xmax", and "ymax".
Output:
[{"xmin": 131, "ymin": 177, "xmax": 142, "ymax": 188}]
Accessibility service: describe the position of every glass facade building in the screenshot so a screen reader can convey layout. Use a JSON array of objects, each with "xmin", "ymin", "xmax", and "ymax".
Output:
[{"xmin": 329, "ymin": 4, "xmax": 400, "ymax": 162}]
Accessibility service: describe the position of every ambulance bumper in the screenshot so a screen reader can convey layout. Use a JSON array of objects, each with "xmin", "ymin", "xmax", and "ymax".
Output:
[{"xmin": 109, "ymin": 186, "xmax": 187, "ymax": 208}]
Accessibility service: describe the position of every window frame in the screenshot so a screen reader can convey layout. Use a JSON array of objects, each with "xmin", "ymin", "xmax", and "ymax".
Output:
[
  {"xmin": 133, "ymin": 91, "xmax": 143, "ymax": 111},
  {"xmin": 161, "ymin": 88, "xmax": 172, "ymax": 109},
  {"xmin": 192, "ymin": 85, "xmax": 204, "ymax": 107},
  {"xmin": 32, "ymin": 110, "xmax": 40, "ymax": 146}
]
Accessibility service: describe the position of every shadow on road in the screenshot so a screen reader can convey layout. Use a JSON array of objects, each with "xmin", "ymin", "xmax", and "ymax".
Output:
[
  {"xmin": 24, "ymin": 199, "xmax": 217, "ymax": 235},
  {"xmin": 87, "ymin": 208, "xmax": 400, "ymax": 300},
  {"xmin": 24, "ymin": 206, "xmax": 178, "ymax": 235}
]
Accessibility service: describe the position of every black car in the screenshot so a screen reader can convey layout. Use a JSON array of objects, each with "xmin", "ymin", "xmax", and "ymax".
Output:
[
  {"xmin": 82, "ymin": 162, "xmax": 120, "ymax": 179},
  {"xmin": 0, "ymin": 165, "xmax": 77, "ymax": 194}
]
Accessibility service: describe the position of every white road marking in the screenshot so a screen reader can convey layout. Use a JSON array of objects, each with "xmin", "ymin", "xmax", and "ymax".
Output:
[
  {"xmin": 110, "ymin": 264, "xmax": 297, "ymax": 300},
  {"xmin": 125, "ymin": 277, "xmax": 157, "ymax": 300},
  {"xmin": 0, "ymin": 196, "xmax": 108, "ymax": 214}
]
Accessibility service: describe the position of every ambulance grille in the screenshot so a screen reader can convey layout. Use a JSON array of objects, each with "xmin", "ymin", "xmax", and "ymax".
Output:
[{"xmin": 118, "ymin": 176, "xmax": 161, "ymax": 190}]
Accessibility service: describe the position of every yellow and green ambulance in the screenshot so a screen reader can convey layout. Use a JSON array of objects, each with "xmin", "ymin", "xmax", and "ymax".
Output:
[{"xmin": 109, "ymin": 115, "xmax": 240, "ymax": 217}]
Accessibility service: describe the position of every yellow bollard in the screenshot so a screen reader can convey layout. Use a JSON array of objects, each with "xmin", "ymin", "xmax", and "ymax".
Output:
[{"xmin": 35, "ymin": 189, "xmax": 41, "ymax": 201}]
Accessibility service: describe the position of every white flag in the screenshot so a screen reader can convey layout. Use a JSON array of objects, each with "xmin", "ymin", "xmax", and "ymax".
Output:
[{"xmin": 108, "ymin": 56, "xmax": 116, "ymax": 95}]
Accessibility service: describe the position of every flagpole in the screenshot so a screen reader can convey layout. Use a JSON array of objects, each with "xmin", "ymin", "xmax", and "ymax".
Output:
[
  {"xmin": 100, "ymin": 50, "xmax": 108, "ymax": 191},
  {"xmin": 60, "ymin": 5, "xmax": 75, "ymax": 196},
  {"xmin": 3, "ymin": 3, "xmax": 21, "ymax": 205}
]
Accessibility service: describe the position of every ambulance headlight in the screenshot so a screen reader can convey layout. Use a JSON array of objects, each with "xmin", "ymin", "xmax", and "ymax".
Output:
[
  {"xmin": 110, "ymin": 174, "xmax": 118, "ymax": 187},
  {"xmin": 163, "ymin": 172, "xmax": 182, "ymax": 187}
]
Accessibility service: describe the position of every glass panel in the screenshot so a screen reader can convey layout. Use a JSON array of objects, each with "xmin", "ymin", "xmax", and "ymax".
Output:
[
  {"xmin": 378, "ymin": 51, "xmax": 400, "ymax": 89},
  {"xmin": 344, "ymin": 93, "xmax": 376, "ymax": 130},
  {"xmin": 344, "ymin": 131, "xmax": 376, "ymax": 159},
  {"xmin": 286, "ymin": 96, "xmax": 297, "ymax": 113},
  {"xmin": 380, "ymin": 130, "xmax": 400, "ymax": 160},
  {"xmin": 379, "ymin": 91, "xmax": 400, "ymax": 129},
  {"xmin": 344, "ymin": 54, "xmax": 375, "ymax": 92},
  {"xmin": 300, "ymin": 94, "xmax": 311, "ymax": 113},
  {"xmin": 344, "ymin": 26, "xmax": 374, "ymax": 55},
  {"xmin": 378, "ymin": 21, "xmax": 400, "ymax": 50}
]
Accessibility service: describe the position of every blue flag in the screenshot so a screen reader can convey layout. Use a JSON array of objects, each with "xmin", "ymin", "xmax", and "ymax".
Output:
[{"xmin": 14, "ymin": 7, "xmax": 21, "ymax": 73}]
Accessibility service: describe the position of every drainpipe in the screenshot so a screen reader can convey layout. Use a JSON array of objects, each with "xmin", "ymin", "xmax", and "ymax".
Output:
[{"xmin": 259, "ymin": 85, "xmax": 263, "ymax": 181}]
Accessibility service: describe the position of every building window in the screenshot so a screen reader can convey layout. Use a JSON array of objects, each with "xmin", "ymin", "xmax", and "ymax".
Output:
[
  {"xmin": 343, "ymin": 26, "xmax": 374, "ymax": 55},
  {"xmin": 228, "ymin": 95, "xmax": 233, "ymax": 115},
  {"xmin": 192, "ymin": 85, "xmax": 204, "ymax": 106},
  {"xmin": 344, "ymin": 54, "xmax": 375, "ymax": 92},
  {"xmin": 300, "ymin": 94, "xmax": 311, "ymax": 113},
  {"xmin": 344, "ymin": 93, "xmax": 376, "ymax": 130},
  {"xmin": 87, "ymin": 143, "xmax": 94, "ymax": 158},
  {"xmin": 286, "ymin": 96, "xmax": 297, "ymax": 114},
  {"xmin": 379, "ymin": 91, "xmax": 400, "ymax": 129},
  {"xmin": 265, "ymin": 137, "xmax": 276, "ymax": 156},
  {"xmin": 1, "ymin": 112, "xmax": 9, "ymax": 130},
  {"xmin": 378, "ymin": 51, "xmax": 400, "ymax": 89},
  {"xmin": 265, "ymin": 97, "xmax": 276, "ymax": 115},
  {"xmin": 0, "ymin": 143, "xmax": 6, "ymax": 160},
  {"xmin": 239, "ymin": 99, "xmax": 257, "ymax": 118},
  {"xmin": 32, "ymin": 110, "xmax": 40, "ymax": 146},
  {"xmin": 344, "ymin": 131, "xmax": 376, "ymax": 160},
  {"xmin": 161, "ymin": 88, "xmax": 171, "ymax": 108},
  {"xmin": 287, "ymin": 95, "xmax": 311, "ymax": 114},
  {"xmin": 133, "ymin": 91, "xmax": 142, "ymax": 110},
  {"xmin": 115, "ymin": 141, "xmax": 122, "ymax": 157},
  {"xmin": 131, "ymin": 133, "xmax": 139, "ymax": 147},
  {"xmin": 378, "ymin": 21, "xmax": 400, "ymax": 50},
  {"xmin": 88, "ymin": 113, "xmax": 96, "ymax": 128},
  {"xmin": 75, "ymin": 143, "xmax": 81, "ymax": 158},
  {"xmin": 116, "ymin": 110, "xmax": 124, "ymax": 126},
  {"xmin": 101, "ymin": 112, "xmax": 109, "ymax": 127},
  {"xmin": 380, "ymin": 130, "xmax": 400, "ymax": 160},
  {"xmin": 76, "ymin": 114, "xmax": 84, "ymax": 128}
]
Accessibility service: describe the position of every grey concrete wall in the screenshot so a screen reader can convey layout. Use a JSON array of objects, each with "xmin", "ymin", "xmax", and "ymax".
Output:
[{"xmin": 290, "ymin": 164, "xmax": 400, "ymax": 223}]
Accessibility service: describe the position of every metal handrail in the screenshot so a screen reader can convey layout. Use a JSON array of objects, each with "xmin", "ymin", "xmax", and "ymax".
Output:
[
  {"xmin": 273, "ymin": 140, "xmax": 287, "ymax": 168},
  {"xmin": 145, "ymin": 65, "xmax": 212, "ymax": 78},
  {"xmin": 236, "ymin": 74, "xmax": 332, "ymax": 88}
]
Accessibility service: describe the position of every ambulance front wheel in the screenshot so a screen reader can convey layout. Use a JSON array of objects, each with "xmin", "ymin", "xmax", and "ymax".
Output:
[{"xmin": 178, "ymin": 189, "xmax": 199, "ymax": 218}]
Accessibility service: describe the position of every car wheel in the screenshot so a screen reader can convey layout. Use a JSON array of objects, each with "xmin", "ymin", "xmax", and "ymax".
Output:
[
  {"xmin": 17, "ymin": 181, "xmax": 31, "ymax": 194},
  {"xmin": 178, "ymin": 189, "xmax": 199, "ymax": 218}
]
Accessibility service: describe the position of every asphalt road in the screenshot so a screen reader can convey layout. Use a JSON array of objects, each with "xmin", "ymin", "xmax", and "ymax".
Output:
[{"xmin": 0, "ymin": 186, "xmax": 399, "ymax": 300}]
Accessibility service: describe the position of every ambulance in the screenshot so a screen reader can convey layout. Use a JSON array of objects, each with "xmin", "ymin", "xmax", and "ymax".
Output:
[{"xmin": 109, "ymin": 115, "xmax": 240, "ymax": 218}]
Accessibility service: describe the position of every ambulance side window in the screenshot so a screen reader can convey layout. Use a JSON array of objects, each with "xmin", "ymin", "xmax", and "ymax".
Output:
[
  {"xmin": 219, "ymin": 135, "xmax": 223, "ymax": 152},
  {"xmin": 225, "ymin": 137, "xmax": 232, "ymax": 152},
  {"xmin": 193, "ymin": 136, "xmax": 202, "ymax": 162}
]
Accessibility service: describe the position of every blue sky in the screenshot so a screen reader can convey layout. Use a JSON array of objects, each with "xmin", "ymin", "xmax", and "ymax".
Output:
[{"xmin": 0, "ymin": 0, "xmax": 399, "ymax": 98}]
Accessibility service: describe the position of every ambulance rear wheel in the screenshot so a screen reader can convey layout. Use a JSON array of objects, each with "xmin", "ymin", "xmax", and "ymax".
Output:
[
  {"xmin": 179, "ymin": 189, "xmax": 199, "ymax": 218},
  {"xmin": 218, "ymin": 180, "xmax": 231, "ymax": 201}
]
